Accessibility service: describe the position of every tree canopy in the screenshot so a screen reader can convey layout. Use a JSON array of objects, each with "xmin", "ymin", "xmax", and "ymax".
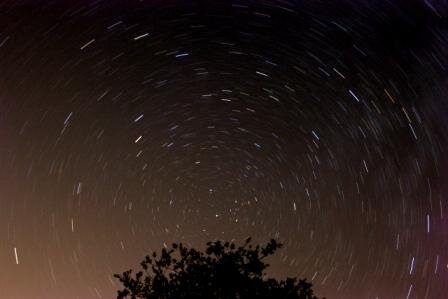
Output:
[{"xmin": 115, "ymin": 238, "xmax": 324, "ymax": 299}]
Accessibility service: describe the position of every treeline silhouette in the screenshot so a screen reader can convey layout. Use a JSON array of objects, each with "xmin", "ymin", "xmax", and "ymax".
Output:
[{"xmin": 115, "ymin": 238, "xmax": 325, "ymax": 299}]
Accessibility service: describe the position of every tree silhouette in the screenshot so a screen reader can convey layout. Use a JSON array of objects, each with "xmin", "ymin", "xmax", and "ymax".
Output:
[{"xmin": 114, "ymin": 238, "xmax": 324, "ymax": 299}]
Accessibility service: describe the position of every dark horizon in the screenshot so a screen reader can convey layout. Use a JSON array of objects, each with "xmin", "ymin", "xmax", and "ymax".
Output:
[{"xmin": 0, "ymin": 1, "xmax": 447, "ymax": 298}]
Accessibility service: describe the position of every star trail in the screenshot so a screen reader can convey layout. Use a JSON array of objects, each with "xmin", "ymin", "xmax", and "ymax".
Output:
[{"xmin": 0, "ymin": 1, "xmax": 448, "ymax": 298}]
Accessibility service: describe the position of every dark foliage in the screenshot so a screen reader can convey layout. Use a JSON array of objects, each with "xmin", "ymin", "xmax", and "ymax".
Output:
[{"xmin": 114, "ymin": 238, "xmax": 324, "ymax": 299}]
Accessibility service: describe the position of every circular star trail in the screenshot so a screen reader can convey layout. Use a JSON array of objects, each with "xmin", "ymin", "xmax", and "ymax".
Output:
[{"xmin": 1, "ymin": 1, "xmax": 448, "ymax": 298}]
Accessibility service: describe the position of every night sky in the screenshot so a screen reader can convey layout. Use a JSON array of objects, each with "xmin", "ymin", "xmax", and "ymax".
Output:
[{"xmin": 1, "ymin": 1, "xmax": 448, "ymax": 298}]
